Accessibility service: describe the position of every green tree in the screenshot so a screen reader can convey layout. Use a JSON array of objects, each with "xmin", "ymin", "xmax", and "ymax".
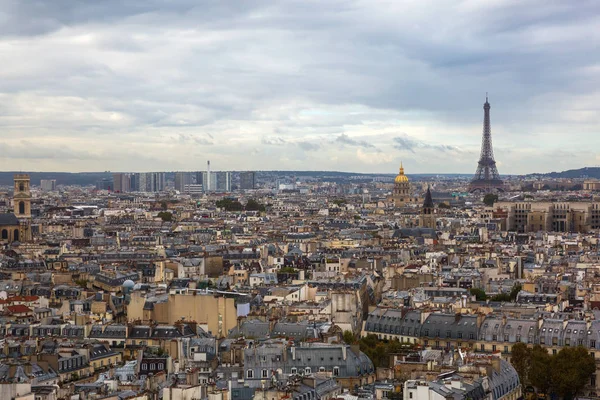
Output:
[
  {"xmin": 245, "ymin": 199, "xmax": 266, "ymax": 212},
  {"xmin": 509, "ymin": 283, "xmax": 522, "ymax": 301},
  {"xmin": 483, "ymin": 193, "xmax": 499, "ymax": 206},
  {"xmin": 528, "ymin": 345, "xmax": 552, "ymax": 395},
  {"xmin": 550, "ymin": 346, "xmax": 596, "ymax": 399},
  {"xmin": 469, "ymin": 288, "xmax": 487, "ymax": 301},
  {"xmin": 490, "ymin": 293, "xmax": 511, "ymax": 302},
  {"xmin": 510, "ymin": 342, "xmax": 530, "ymax": 385},
  {"xmin": 343, "ymin": 330, "xmax": 356, "ymax": 344},
  {"xmin": 157, "ymin": 211, "xmax": 172, "ymax": 222},
  {"xmin": 216, "ymin": 198, "xmax": 243, "ymax": 211}
]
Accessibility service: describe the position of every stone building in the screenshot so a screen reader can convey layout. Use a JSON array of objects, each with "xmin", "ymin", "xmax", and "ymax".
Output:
[
  {"xmin": 419, "ymin": 187, "xmax": 436, "ymax": 229},
  {"xmin": 494, "ymin": 201, "xmax": 600, "ymax": 233}
]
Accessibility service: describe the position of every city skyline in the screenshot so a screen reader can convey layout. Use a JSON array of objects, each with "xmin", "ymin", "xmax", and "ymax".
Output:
[{"xmin": 1, "ymin": 1, "xmax": 599, "ymax": 174}]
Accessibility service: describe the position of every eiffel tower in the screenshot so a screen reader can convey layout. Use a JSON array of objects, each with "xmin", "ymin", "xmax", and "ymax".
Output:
[{"xmin": 469, "ymin": 95, "xmax": 505, "ymax": 193}]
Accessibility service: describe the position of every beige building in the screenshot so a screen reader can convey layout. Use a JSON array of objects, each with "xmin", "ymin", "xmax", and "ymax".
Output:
[
  {"xmin": 494, "ymin": 201, "xmax": 600, "ymax": 233},
  {"xmin": 387, "ymin": 163, "xmax": 420, "ymax": 208},
  {"xmin": 128, "ymin": 291, "xmax": 237, "ymax": 338}
]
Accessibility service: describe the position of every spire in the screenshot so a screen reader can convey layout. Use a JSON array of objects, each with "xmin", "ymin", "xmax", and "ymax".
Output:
[
  {"xmin": 399, "ymin": 161, "xmax": 404, "ymax": 175},
  {"xmin": 423, "ymin": 186, "xmax": 434, "ymax": 209}
]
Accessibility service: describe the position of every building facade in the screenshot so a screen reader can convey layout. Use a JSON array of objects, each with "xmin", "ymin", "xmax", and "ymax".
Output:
[
  {"xmin": 494, "ymin": 201, "xmax": 600, "ymax": 233},
  {"xmin": 240, "ymin": 172, "xmax": 256, "ymax": 190}
]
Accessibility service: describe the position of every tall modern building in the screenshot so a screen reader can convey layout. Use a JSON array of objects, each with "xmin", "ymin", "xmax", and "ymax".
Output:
[
  {"xmin": 175, "ymin": 172, "xmax": 193, "ymax": 193},
  {"xmin": 96, "ymin": 178, "xmax": 113, "ymax": 191},
  {"xmin": 112, "ymin": 173, "xmax": 131, "ymax": 193},
  {"xmin": 239, "ymin": 171, "xmax": 256, "ymax": 190},
  {"xmin": 215, "ymin": 171, "xmax": 231, "ymax": 192},
  {"xmin": 469, "ymin": 96, "xmax": 504, "ymax": 193},
  {"xmin": 131, "ymin": 172, "xmax": 165, "ymax": 192},
  {"xmin": 201, "ymin": 171, "xmax": 231, "ymax": 192},
  {"xmin": 40, "ymin": 179, "xmax": 56, "ymax": 191}
]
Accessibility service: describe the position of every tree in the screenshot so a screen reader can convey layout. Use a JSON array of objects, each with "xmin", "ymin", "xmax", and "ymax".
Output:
[
  {"xmin": 216, "ymin": 198, "xmax": 243, "ymax": 211},
  {"xmin": 469, "ymin": 288, "xmax": 487, "ymax": 301},
  {"xmin": 245, "ymin": 199, "xmax": 266, "ymax": 212},
  {"xmin": 550, "ymin": 346, "xmax": 596, "ymax": 399},
  {"xmin": 509, "ymin": 283, "xmax": 522, "ymax": 301},
  {"xmin": 343, "ymin": 330, "xmax": 356, "ymax": 344},
  {"xmin": 157, "ymin": 211, "xmax": 172, "ymax": 222},
  {"xmin": 510, "ymin": 343, "xmax": 530, "ymax": 385},
  {"xmin": 528, "ymin": 345, "xmax": 552, "ymax": 395},
  {"xmin": 490, "ymin": 293, "xmax": 511, "ymax": 302},
  {"xmin": 483, "ymin": 193, "xmax": 499, "ymax": 206}
]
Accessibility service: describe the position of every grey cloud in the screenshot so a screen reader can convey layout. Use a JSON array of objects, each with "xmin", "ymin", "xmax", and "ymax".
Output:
[
  {"xmin": 335, "ymin": 133, "xmax": 377, "ymax": 149},
  {"xmin": 393, "ymin": 135, "xmax": 459, "ymax": 154},
  {"xmin": 0, "ymin": 1, "xmax": 598, "ymax": 173},
  {"xmin": 0, "ymin": 141, "xmax": 99, "ymax": 160},
  {"xmin": 176, "ymin": 134, "xmax": 214, "ymax": 145},
  {"xmin": 297, "ymin": 141, "xmax": 320, "ymax": 151},
  {"xmin": 262, "ymin": 136, "xmax": 287, "ymax": 146}
]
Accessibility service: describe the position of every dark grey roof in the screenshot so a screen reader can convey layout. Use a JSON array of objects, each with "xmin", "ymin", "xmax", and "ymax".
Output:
[{"xmin": 0, "ymin": 213, "xmax": 19, "ymax": 226}]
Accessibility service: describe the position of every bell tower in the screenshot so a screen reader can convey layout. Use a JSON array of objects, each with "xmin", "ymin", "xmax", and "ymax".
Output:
[
  {"xmin": 14, "ymin": 174, "xmax": 31, "ymax": 218},
  {"xmin": 419, "ymin": 186, "xmax": 436, "ymax": 229}
]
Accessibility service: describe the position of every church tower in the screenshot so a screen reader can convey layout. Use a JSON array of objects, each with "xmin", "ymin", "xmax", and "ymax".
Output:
[
  {"xmin": 13, "ymin": 174, "xmax": 32, "ymax": 242},
  {"xmin": 392, "ymin": 162, "xmax": 411, "ymax": 207},
  {"xmin": 419, "ymin": 186, "xmax": 436, "ymax": 229},
  {"xmin": 14, "ymin": 174, "xmax": 31, "ymax": 218}
]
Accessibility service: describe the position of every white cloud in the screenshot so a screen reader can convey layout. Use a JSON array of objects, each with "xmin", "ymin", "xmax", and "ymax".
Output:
[{"xmin": 0, "ymin": 0, "xmax": 598, "ymax": 173}]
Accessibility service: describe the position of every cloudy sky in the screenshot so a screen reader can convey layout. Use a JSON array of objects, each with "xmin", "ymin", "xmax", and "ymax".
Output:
[{"xmin": 1, "ymin": 0, "xmax": 599, "ymax": 174}]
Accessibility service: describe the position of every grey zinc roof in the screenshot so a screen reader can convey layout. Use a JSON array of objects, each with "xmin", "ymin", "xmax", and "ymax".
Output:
[
  {"xmin": 479, "ymin": 317, "xmax": 538, "ymax": 344},
  {"xmin": 0, "ymin": 213, "xmax": 19, "ymax": 226},
  {"xmin": 421, "ymin": 313, "xmax": 478, "ymax": 340}
]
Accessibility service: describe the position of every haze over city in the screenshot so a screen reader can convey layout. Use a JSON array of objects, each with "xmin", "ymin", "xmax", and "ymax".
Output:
[{"xmin": 1, "ymin": 1, "xmax": 599, "ymax": 174}]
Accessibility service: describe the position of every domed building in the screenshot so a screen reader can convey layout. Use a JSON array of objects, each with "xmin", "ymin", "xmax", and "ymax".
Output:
[{"xmin": 393, "ymin": 162, "xmax": 411, "ymax": 206}]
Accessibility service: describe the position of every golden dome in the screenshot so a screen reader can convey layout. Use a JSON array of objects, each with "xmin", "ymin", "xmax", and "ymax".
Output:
[{"xmin": 394, "ymin": 162, "xmax": 409, "ymax": 183}]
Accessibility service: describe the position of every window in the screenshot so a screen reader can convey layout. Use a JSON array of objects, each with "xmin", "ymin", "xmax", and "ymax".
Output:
[
  {"xmin": 504, "ymin": 335, "xmax": 509, "ymax": 342},
  {"xmin": 492, "ymin": 345, "xmax": 497, "ymax": 352},
  {"xmin": 247, "ymin": 370, "xmax": 254, "ymax": 379},
  {"xmin": 142, "ymin": 364, "xmax": 148, "ymax": 370},
  {"xmin": 262, "ymin": 370, "xmax": 268, "ymax": 378},
  {"xmin": 291, "ymin": 368, "xmax": 297, "ymax": 374},
  {"xmin": 150, "ymin": 364, "xmax": 155, "ymax": 370},
  {"xmin": 319, "ymin": 367, "xmax": 325, "ymax": 372},
  {"xmin": 409, "ymin": 393, "xmax": 413, "ymax": 399},
  {"xmin": 446, "ymin": 331, "xmax": 451, "ymax": 338},
  {"xmin": 469, "ymin": 333, "xmax": 474, "ymax": 340},
  {"xmin": 592, "ymin": 340, "xmax": 596, "ymax": 349},
  {"xmin": 305, "ymin": 367, "xmax": 311, "ymax": 375},
  {"xmin": 333, "ymin": 367, "xmax": 339, "ymax": 377}
]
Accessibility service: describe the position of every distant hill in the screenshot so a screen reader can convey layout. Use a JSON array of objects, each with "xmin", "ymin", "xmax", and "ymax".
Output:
[
  {"xmin": 0, "ymin": 172, "xmax": 111, "ymax": 187},
  {"xmin": 535, "ymin": 167, "xmax": 600, "ymax": 179}
]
